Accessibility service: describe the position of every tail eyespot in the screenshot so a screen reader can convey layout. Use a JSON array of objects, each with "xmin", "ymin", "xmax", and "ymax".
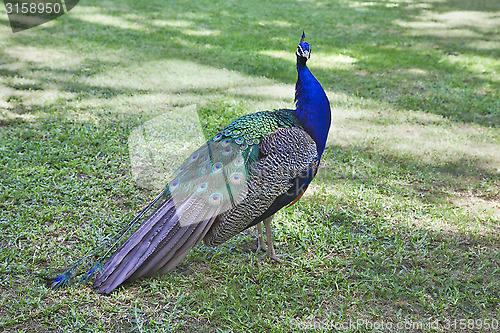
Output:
[
  {"xmin": 212, "ymin": 162, "xmax": 223, "ymax": 173},
  {"xmin": 209, "ymin": 193, "xmax": 223, "ymax": 205}
]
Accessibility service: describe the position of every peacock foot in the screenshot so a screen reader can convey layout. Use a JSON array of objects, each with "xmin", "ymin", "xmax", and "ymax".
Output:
[{"xmin": 259, "ymin": 252, "xmax": 284, "ymax": 263}]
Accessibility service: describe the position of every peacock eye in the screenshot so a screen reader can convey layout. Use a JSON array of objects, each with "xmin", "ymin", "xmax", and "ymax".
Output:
[
  {"xmin": 230, "ymin": 172, "xmax": 242, "ymax": 184},
  {"xmin": 213, "ymin": 134, "xmax": 222, "ymax": 141},
  {"xmin": 234, "ymin": 158, "xmax": 244, "ymax": 166},
  {"xmin": 208, "ymin": 193, "xmax": 223, "ymax": 205},
  {"xmin": 222, "ymin": 146, "xmax": 232, "ymax": 156},
  {"xmin": 189, "ymin": 154, "xmax": 198, "ymax": 163},
  {"xmin": 240, "ymin": 143, "xmax": 248, "ymax": 150},
  {"xmin": 201, "ymin": 164, "xmax": 211, "ymax": 174},
  {"xmin": 197, "ymin": 183, "xmax": 208, "ymax": 192},
  {"xmin": 212, "ymin": 162, "xmax": 223, "ymax": 173},
  {"xmin": 170, "ymin": 179, "xmax": 179, "ymax": 190},
  {"xmin": 235, "ymin": 137, "xmax": 244, "ymax": 144}
]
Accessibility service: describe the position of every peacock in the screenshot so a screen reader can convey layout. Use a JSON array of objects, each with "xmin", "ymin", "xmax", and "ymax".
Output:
[{"xmin": 47, "ymin": 32, "xmax": 331, "ymax": 294}]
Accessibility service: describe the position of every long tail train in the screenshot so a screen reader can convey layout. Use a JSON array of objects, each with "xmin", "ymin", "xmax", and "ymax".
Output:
[
  {"xmin": 42, "ymin": 186, "xmax": 205, "ymax": 293},
  {"xmin": 93, "ymin": 194, "xmax": 220, "ymax": 293}
]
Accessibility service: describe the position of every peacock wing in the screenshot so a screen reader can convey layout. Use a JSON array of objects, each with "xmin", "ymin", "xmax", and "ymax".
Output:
[{"xmin": 204, "ymin": 126, "xmax": 319, "ymax": 246}]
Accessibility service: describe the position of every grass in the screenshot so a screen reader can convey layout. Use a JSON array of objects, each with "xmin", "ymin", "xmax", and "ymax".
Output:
[{"xmin": 0, "ymin": 0, "xmax": 499, "ymax": 331}]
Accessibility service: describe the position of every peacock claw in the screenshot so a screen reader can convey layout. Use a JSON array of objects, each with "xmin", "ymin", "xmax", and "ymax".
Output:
[
  {"xmin": 256, "ymin": 215, "xmax": 289, "ymax": 263},
  {"xmin": 259, "ymin": 252, "xmax": 284, "ymax": 263}
]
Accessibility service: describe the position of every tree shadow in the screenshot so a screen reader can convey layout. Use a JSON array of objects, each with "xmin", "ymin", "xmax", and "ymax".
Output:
[
  {"xmin": 318, "ymin": 143, "xmax": 499, "ymax": 218},
  {"xmin": 0, "ymin": 0, "xmax": 498, "ymax": 127}
]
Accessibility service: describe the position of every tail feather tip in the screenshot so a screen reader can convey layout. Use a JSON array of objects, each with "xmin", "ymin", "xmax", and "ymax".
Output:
[{"xmin": 40, "ymin": 272, "xmax": 72, "ymax": 290}]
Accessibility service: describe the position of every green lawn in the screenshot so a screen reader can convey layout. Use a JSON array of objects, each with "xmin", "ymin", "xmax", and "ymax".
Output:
[{"xmin": 1, "ymin": 0, "xmax": 499, "ymax": 332}]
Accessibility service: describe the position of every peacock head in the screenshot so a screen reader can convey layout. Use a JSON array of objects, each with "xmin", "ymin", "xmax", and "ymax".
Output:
[{"xmin": 296, "ymin": 31, "xmax": 310, "ymax": 60}]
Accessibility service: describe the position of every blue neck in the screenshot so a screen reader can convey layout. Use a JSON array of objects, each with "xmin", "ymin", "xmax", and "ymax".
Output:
[{"xmin": 294, "ymin": 57, "xmax": 331, "ymax": 157}]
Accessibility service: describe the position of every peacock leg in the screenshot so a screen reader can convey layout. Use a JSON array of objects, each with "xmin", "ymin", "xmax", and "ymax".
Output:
[
  {"xmin": 259, "ymin": 215, "xmax": 283, "ymax": 263},
  {"xmin": 255, "ymin": 222, "xmax": 267, "ymax": 252}
]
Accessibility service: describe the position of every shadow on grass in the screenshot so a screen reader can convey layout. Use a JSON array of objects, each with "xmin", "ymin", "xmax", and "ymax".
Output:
[
  {"xmin": 1, "ymin": 0, "xmax": 498, "ymax": 127},
  {"xmin": 318, "ymin": 143, "xmax": 499, "ymax": 231}
]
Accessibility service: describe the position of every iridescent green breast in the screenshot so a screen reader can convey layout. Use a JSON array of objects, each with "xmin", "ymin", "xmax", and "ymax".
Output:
[{"xmin": 213, "ymin": 109, "xmax": 301, "ymax": 147}]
